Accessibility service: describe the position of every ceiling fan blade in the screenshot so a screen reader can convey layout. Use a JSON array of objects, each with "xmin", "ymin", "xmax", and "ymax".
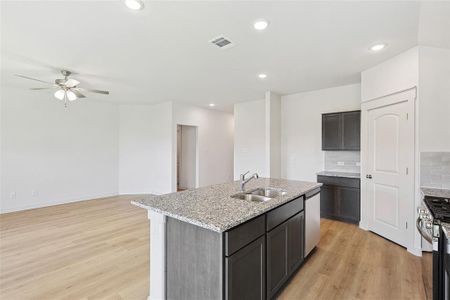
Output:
[
  {"xmin": 30, "ymin": 87, "xmax": 53, "ymax": 90},
  {"xmin": 15, "ymin": 74, "xmax": 53, "ymax": 84},
  {"xmin": 82, "ymin": 88, "xmax": 109, "ymax": 95},
  {"xmin": 65, "ymin": 78, "xmax": 80, "ymax": 88},
  {"xmin": 71, "ymin": 88, "xmax": 86, "ymax": 98}
]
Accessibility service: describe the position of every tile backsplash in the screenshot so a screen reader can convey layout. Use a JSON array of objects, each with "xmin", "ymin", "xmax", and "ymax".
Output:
[
  {"xmin": 324, "ymin": 151, "xmax": 360, "ymax": 173},
  {"xmin": 421, "ymin": 152, "xmax": 450, "ymax": 189}
]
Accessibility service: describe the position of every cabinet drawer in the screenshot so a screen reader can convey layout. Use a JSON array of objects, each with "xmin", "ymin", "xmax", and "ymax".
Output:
[
  {"xmin": 266, "ymin": 197, "xmax": 304, "ymax": 232},
  {"xmin": 317, "ymin": 175, "xmax": 360, "ymax": 188},
  {"xmin": 224, "ymin": 214, "xmax": 265, "ymax": 256}
]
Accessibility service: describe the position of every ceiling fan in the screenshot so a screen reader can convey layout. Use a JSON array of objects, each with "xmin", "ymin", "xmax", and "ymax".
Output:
[{"xmin": 16, "ymin": 70, "xmax": 110, "ymax": 107}]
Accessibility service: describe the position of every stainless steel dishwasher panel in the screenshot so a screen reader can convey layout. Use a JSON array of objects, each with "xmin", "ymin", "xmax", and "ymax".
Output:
[{"xmin": 305, "ymin": 192, "xmax": 320, "ymax": 256}]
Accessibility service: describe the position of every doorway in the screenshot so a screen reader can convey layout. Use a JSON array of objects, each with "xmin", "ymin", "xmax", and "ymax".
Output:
[
  {"xmin": 176, "ymin": 125, "xmax": 198, "ymax": 191},
  {"xmin": 361, "ymin": 89, "xmax": 416, "ymax": 249}
]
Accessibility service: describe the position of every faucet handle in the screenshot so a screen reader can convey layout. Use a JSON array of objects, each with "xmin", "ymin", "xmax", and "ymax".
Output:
[{"xmin": 241, "ymin": 171, "xmax": 250, "ymax": 179}]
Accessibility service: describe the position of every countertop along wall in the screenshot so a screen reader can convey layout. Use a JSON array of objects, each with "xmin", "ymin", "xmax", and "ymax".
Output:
[{"xmin": 281, "ymin": 83, "xmax": 362, "ymax": 182}]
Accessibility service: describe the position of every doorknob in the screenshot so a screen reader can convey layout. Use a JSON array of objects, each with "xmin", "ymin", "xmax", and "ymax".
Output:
[{"xmin": 366, "ymin": 174, "xmax": 372, "ymax": 179}]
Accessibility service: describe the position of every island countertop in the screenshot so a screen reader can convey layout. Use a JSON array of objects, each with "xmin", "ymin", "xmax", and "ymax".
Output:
[{"xmin": 132, "ymin": 178, "xmax": 321, "ymax": 233}]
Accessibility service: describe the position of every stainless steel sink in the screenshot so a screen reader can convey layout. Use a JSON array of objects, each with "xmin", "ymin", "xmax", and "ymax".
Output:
[
  {"xmin": 249, "ymin": 187, "xmax": 287, "ymax": 198},
  {"xmin": 231, "ymin": 193, "xmax": 272, "ymax": 202},
  {"xmin": 231, "ymin": 187, "xmax": 287, "ymax": 203}
]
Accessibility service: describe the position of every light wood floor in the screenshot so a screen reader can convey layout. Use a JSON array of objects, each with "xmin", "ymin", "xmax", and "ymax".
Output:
[{"xmin": 1, "ymin": 195, "xmax": 432, "ymax": 300}]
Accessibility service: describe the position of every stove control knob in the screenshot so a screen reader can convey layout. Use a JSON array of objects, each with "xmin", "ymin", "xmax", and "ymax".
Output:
[{"xmin": 425, "ymin": 221, "xmax": 433, "ymax": 229}]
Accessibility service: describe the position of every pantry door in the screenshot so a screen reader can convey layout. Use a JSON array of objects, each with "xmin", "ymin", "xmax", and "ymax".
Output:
[{"xmin": 364, "ymin": 89, "xmax": 415, "ymax": 248}]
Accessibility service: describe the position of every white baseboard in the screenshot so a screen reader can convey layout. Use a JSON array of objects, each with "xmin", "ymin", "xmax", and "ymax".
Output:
[
  {"xmin": 407, "ymin": 246, "xmax": 422, "ymax": 257},
  {"xmin": 0, "ymin": 192, "xmax": 118, "ymax": 214}
]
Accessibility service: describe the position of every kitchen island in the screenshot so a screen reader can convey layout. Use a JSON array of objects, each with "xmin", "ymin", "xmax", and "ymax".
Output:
[{"xmin": 132, "ymin": 178, "xmax": 321, "ymax": 300}]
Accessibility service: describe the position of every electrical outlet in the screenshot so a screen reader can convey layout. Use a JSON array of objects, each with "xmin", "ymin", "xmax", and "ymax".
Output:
[
  {"xmin": 10, "ymin": 192, "xmax": 16, "ymax": 200},
  {"xmin": 32, "ymin": 190, "xmax": 39, "ymax": 197},
  {"xmin": 337, "ymin": 161, "xmax": 345, "ymax": 166}
]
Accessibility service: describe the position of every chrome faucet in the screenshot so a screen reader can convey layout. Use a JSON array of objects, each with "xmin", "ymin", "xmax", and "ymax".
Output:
[{"xmin": 240, "ymin": 171, "xmax": 259, "ymax": 191}]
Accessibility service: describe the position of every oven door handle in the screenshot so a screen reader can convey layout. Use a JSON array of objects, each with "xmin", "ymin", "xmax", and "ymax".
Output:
[{"xmin": 416, "ymin": 217, "xmax": 433, "ymax": 244}]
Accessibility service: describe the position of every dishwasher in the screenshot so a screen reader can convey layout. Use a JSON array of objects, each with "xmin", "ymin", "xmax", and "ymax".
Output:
[{"xmin": 305, "ymin": 188, "xmax": 321, "ymax": 256}]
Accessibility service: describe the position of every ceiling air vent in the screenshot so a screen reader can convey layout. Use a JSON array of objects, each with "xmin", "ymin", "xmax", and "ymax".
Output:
[{"xmin": 210, "ymin": 36, "xmax": 234, "ymax": 49}]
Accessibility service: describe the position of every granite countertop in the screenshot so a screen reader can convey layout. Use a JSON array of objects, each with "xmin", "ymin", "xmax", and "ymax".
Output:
[
  {"xmin": 421, "ymin": 187, "xmax": 450, "ymax": 199},
  {"xmin": 317, "ymin": 171, "xmax": 360, "ymax": 179},
  {"xmin": 132, "ymin": 178, "xmax": 321, "ymax": 233}
]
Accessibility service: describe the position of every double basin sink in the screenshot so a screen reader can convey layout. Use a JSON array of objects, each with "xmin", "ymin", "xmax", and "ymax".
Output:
[{"xmin": 231, "ymin": 187, "xmax": 287, "ymax": 203}]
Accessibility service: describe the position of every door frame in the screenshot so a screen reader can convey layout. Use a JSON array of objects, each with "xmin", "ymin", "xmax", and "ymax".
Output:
[
  {"xmin": 175, "ymin": 124, "xmax": 199, "ymax": 191},
  {"xmin": 360, "ymin": 88, "xmax": 419, "ymax": 255}
]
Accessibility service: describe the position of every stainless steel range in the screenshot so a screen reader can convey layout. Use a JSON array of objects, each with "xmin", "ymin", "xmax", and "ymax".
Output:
[{"xmin": 417, "ymin": 196, "xmax": 450, "ymax": 300}]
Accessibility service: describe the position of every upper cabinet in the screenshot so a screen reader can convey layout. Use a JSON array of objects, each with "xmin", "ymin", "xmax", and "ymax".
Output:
[{"xmin": 322, "ymin": 110, "xmax": 360, "ymax": 151}]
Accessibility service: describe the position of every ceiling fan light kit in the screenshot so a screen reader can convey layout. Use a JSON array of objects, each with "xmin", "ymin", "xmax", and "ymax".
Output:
[{"xmin": 16, "ymin": 69, "xmax": 110, "ymax": 107}]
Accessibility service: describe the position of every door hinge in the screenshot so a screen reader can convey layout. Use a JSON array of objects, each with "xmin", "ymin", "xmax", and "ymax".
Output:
[
  {"xmin": 406, "ymin": 113, "xmax": 409, "ymax": 120},
  {"xmin": 406, "ymin": 167, "xmax": 409, "ymax": 175}
]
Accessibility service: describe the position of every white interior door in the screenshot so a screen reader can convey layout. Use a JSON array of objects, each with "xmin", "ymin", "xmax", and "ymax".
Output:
[{"xmin": 365, "ymin": 91, "xmax": 415, "ymax": 248}]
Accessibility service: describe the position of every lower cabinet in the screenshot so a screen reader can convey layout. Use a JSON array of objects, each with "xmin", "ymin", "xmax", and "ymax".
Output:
[
  {"xmin": 225, "ymin": 236, "xmax": 266, "ymax": 300},
  {"xmin": 224, "ymin": 196, "xmax": 306, "ymax": 300},
  {"xmin": 317, "ymin": 175, "xmax": 360, "ymax": 224},
  {"xmin": 266, "ymin": 212, "xmax": 304, "ymax": 299}
]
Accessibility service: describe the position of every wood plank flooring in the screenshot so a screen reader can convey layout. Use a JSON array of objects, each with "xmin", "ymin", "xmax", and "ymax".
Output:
[
  {"xmin": 1, "ymin": 195, "xmax": 431, "ymax": 300},
  {"xmin": 0, "ymin": 195, "xmax": 149, "ymax": 300}
]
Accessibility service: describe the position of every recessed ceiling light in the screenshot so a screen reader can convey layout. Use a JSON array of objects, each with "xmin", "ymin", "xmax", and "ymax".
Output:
[
  {"xmin": 253, "ymin": 19, "xmax": 269, "ymax": 31},
  {"xmin": 258, "ymin": 73, "xmax": 267, "ymax": 79},
  {"xmin": 209, "ymin": 103, "xmax": 216, "ymax": 107},
  {"xmin": 124, "ymin": 0, "xmax": 144, "ymax": 10},
  {"xmin": 370, "ymin": 43, "xmax": 386, "ymax": 52}
]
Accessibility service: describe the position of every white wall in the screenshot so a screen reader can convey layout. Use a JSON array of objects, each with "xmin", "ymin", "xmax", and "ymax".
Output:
[
  {"xmin": 361, "ymin": 47, "xmax": 419, "ymax": 102},
  {"xmin": 418, "ymin": 46, "xmax": 450, "ymax": 152},
  {"xmin": 172, "ymin": 103, "xmax": 234, "ymax": 190},
  {"xmin": 281, "ymin": 84, "xmax": 362, "ymax": 182},
  {"xmin": 1, "ymin": 87, "xmax": 119, "ymax": 213},
  {"xmin": 118, "ymin": 102, "xmax": 173, "ymax": 195},
  {"xmin": 266, "ymin": 91, "xmax": 281, "ymax": 178},
  {"xmin": 234, "ymin": 99, "xmax": 267, "ymax": 179},
  {"xmin": 178, "ymin": 125, "xmax": 197, "ymax": 190}
]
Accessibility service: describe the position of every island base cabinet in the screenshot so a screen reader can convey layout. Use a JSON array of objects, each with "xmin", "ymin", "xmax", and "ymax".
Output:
[
  {"xmin": 266, "ymin": 212, "xmax": 304, "ymax": 299},
  {"xmin": 225, "ymin": 236, "xmax": 266, "ymax": 300}
]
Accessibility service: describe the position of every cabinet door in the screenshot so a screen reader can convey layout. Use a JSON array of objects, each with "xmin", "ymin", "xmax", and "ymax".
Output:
[
  {"xmin": 320, "ymin": 185, "xmax": 337, "ymax": 218},
  {"xmin": 287, "ymin": 211, "xmax": 304, "ymax": 274},
  {"xmin": 225, "ymin": 236, "xmax": 265, "ymax": 300},
  {"xmin": 322, "ymin": 113, "xmax": 342, "ymax": 150},
  {"xmin": 342, "ymin": 111, "xmax": 361, "ymax": 150},
  {"xmin": 337, "ymin": 187, "xmax": 360, "ymax": 223},
  {"xmin": 266, "ymin": 222, "xmax": 288, "ymax": 298}
]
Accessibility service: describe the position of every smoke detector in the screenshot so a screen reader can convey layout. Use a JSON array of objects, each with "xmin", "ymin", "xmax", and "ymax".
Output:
[{"xmin": 210, "ymin": 36, "xmax": 234, "ymax": 49}]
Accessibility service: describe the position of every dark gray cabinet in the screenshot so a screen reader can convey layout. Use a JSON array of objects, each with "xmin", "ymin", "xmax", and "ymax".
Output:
[
  {"xmin": 317, "ymin": 175, "xmax": 360, "ymax": 224},
  {"xmin": 225, "ymin": 236, "xmax": 266, "ymax": 300},
  {"xmin": 342, "ymin": 111, "xmax": 360, "ymax": 150},
  {"xmin": 322, "ymin": 113, "xmax": 342, "ymax": 150},
  {"xmin": 168, "ymin": 196, "xmax": 308, "ymax": 300},
  {"xmin": 266, "ymin": 211, "xmax": 304, "ymax": 299},
  {"xmin": 287, "ymin": 212, "xmax": 304, "ymax": 273},
  {"xmin": 322, "ymin": 110, "xmax": 360, "ymax": 151}
]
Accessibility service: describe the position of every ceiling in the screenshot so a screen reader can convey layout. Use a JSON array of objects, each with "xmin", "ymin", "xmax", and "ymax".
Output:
[{"xmin": 0, "ymin": 1, "xmax": 446, "ymax": 111}]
